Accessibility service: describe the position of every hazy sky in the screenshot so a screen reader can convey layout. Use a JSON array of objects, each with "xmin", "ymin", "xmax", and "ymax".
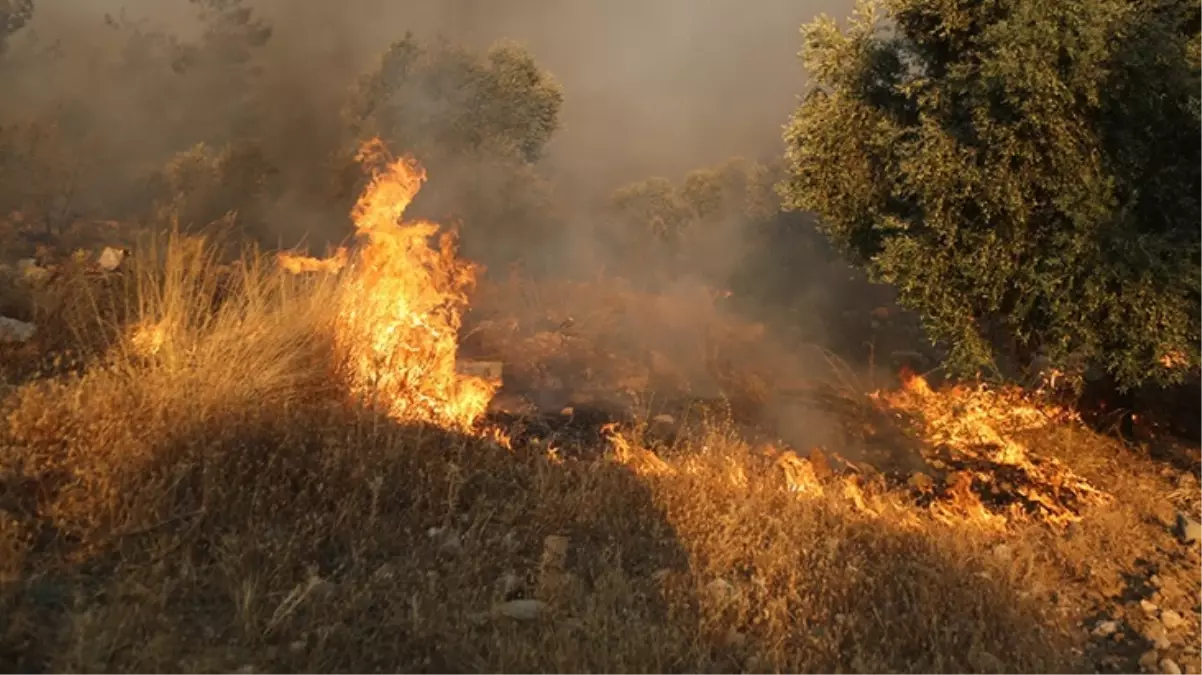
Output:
[{"xmin": 36, "ymin": 0, "xmax": 852, "ymax": 193}]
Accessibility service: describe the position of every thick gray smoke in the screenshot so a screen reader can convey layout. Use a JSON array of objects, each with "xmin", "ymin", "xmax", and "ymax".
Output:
[{"xmin": 16, "ymin": 0, "xmax": 850, "ymax": 200}]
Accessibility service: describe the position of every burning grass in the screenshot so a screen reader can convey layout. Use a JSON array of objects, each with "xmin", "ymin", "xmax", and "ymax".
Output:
[
  {"xmin": 0, "ymin": 141, "xmax": 1198, "ymax": 673},
  {"xmin": 871, "ymin": 369, "xmax": 1114, "ymax": 529},
  {"xmin": 279, "ymin": 139, "xmax": 495, "ymax": 429}
]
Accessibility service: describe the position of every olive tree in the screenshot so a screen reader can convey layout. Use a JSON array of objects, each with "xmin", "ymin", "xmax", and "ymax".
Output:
[{"xmin": 780, "ymin": 0, "xmax": 1200, "ymax": 390}]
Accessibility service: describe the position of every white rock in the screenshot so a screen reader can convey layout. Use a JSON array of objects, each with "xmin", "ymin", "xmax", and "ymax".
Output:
[
  {"xmin": 1161, "ymin": 610, "xmax": 1185, "ymax": 630},
  {"xmin": 1142, "ymin": 599, "xmax": 1160, "ymax": 614},
  {"xmin": 1177, "ymin": 513, "xmax": 1201, "ymax": 545},
  {"xmin": 1160, "ymin": 658, "xmax": 1182, "ymax": 675},
  {"xmin": 494, "ymin": 599, "xmax": 545, "ymax": 621},
  {"xmin": 97, "ymin": 246, "xmax": 127, "ymax": 271},
  {"xmin": 1092, "ymin": 620, "xmax": 1119, "ymax": 637},
  {"xmin": 0, "ymin": 316, "xmax": 35, "ymax": 343}
]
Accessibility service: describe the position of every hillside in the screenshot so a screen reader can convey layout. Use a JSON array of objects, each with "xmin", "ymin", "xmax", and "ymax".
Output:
[{"xmin": 0, "ymin": 145, "xmax": 1198, "ymax": 674}]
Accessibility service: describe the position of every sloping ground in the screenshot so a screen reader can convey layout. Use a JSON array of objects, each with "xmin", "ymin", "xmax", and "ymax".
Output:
[
  {"xmin": 0, "ymin": 351, "xmax": 1198, "ymax": 672},
  {"xmin": 0, "ymin": 234, "xmax": 1197, "ymax": 673}
]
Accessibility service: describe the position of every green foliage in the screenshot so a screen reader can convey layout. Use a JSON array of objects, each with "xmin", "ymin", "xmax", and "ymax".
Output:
[
  {"xmin": 150, "ymin": 140, "xmax": 279, "ymax": 247},
  {"xmin": 345, "ymin": 34, "xmax": 562, "ymax": 164},
  {"xmin": 780, "ymin": 0, "xmax": 1201, "ymax": 390},
  {"xmin": 606, "ymin": 158, "xmax": 783, "ymax": 287}
]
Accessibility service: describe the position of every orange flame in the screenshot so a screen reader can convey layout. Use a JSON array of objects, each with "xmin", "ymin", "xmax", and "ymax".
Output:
[
  {"xmin": 278, "ymin": 247, "xmax": 348, "ymax": 275},
  {"xmin": 294, "ymin": 139, "xmax": 496, "ymax": 429}
]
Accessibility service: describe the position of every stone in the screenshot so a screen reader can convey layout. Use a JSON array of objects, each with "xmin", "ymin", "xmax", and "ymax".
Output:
[
  {"xmin": 1092, "ymin": 620, "xmax": 1119, "ymax": 637},
  {"xmin": 495, "ymin": 598, "xmax": 545, "ymax": 621},
  {"xmin": 1142, "ymin": 599, "xmax": 1160, "ymax": 615},
  {"xmin": 0, "ymin": 316, "xmax": 35, "ymax": 343},
  {"xmin": 1161, "ymin": 610, "xmax": 1185, "ymax": 631},
  {"xmin": 1144, "ymin": 621, "xmax": 1172, "ymax": 650},
  {"xmin": 1176, "ymin": 513, "xmax": 1201, "ymax": 545},
  {"xmin": 1161, "ymin": 658, "xmax": 1182, "ymax": 675},
  {"xmin": 97, "ymin": 246, "xmax": 127, "ymax": 271}
]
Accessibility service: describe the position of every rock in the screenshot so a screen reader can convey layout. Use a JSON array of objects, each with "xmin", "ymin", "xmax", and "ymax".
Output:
[
  {"xmin": 1143, "ymin": 651, "xmax": 1164, "ymax": 671},
  {"xmin": 1161, "ymin": 658, "xmax": 1182, "ymax": 675},
  {"xmin": 1161, "ymin": 610, "xmax": 1185, "ymax": 631},
  {"xmin": 1176, "ymin": 513, "xmax": 1201, "ymax": 545},
  {"xmin": 1092, "ymin": 620, "xmax": 1119, "ymax": 637},
  {"xmin": 0, "ymin": 316, "xmax": 35, "ymax": 343},
  {"xmin": 706, "ymin": 578, "xmax": 739, "ymax": 606},
  {"xmin": 495, "ymin": 599, "xmax": 545, "ymax": 621},
  {"xmin": 541, "ymin": 535, "xmax": 569, "ymax": 570},
  {"xmin": 1144, "ymin": 621, "xmax": 1172, "ymax": 650},
  {"xmin": 97, "ymin": 246, "xmax": 127, "ymax": 271},
  {"xmin": 1142, "ymin": 599, "xmax": 1160, "ymax": 615}
]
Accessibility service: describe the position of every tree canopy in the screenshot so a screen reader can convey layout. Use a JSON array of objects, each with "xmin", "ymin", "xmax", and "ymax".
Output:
[
  {"xmin": 341, "ymin": 34, "xmax": 565, "ymax": 270},
  {"xmin": 780, "ymin": 0, "xmax": 1201, "ymax": 390}
]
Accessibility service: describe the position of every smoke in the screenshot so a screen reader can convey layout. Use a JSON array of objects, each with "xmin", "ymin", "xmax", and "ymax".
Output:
[
  {"xmin": 11, "ymin": 0, "xmax": 850, "ymax": 197},
  {"xmin": 0, "ymin": 0, "xmax": 900, "ymax": 447}
]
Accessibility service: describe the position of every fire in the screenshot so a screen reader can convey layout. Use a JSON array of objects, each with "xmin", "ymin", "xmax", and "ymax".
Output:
[
  {"xmin": 278, "ymin": 247, "xmax": 348, "ymax": 275},
  {"xmin": 285, "ymin": 139, "xmax": 496, "ymax": 429},
  {"xmin": 877, "ymin": 368, "xmax": 1108, "ymax": 528}
]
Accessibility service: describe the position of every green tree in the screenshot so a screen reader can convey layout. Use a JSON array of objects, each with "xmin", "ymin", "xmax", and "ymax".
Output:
[
  {"xmin": 779, "ymin": 0, "xmax": 1201, "ymax": 390},
  {"xmin": 606, "ymin": 158, "xmax": 785, "ymax": 290}
]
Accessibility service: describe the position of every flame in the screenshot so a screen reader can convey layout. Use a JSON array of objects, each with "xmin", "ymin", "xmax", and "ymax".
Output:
[
  {"xmin": 1159, "ymin": 350, "xmax": 1188, "ymax": 369},
  {"xmin": 278, "ymin": 247, "xmax": 348, "ymax": 275},
  {"xmin": 877, "ymin": 371, "xmax": 1109, "ymax": 528},
  {"xmin": 290, "ymin": 139, "xmax": 496, "ymax": 429}
]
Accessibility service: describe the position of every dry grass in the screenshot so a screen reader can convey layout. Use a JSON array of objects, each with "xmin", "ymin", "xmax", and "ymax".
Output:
[{"xmin": 0, "ymin": 236, "xmax": 1198, "ymax": 673}]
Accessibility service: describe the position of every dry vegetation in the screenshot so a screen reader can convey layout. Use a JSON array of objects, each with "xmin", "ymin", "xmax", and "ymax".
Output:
[
  {"xmin": 0, "ymin": 143, "xmax": 1197, "ymax": 674},
  {"xmin": 0, "ymin": 4, "xmax": 1198, "ymax": 670}
]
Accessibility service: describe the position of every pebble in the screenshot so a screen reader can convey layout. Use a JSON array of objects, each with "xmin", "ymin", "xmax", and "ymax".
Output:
[
  {"xmin": 1142, "ymin": 651, "xmax": 1162, "ymax": 671},
  {"xmin": 1160, "ymin": 658, "xmax": 1182, "ymax": 675},
  {"xmin": 1143, "ymin": 599, "xmax": 1161, "ymax": 614},
  {"xmin": 1177, "ymin": 513, "xmax": 1201, "ymax": 545},
  {"xmin": 1093, "ymin": 620, "xmax": 1119, "ymax": 637},
  {"xmin": 1162, "ymin": 610, "xmax": 1185, "ymax": 630},
  {"xmin": 1144, "ymin": 621, "xmax": 1172, "ymax": 650}
]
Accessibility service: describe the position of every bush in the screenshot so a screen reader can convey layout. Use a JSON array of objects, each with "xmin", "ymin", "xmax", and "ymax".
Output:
[{"xmin": 779, "ymin": 0, "xmax": 1201, "ymax": 390}]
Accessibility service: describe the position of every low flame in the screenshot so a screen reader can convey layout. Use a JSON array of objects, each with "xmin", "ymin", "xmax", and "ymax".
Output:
[
  {"xmin": 278, "ymin": 247, "xmax": 348, "ymax": 275},
  {"xmin": 877, "ymin": 367, "xmax": 1108, "ymax": 528},
  {"xmin": 285, "ymin": 139, "xmax": 496, "ymax": 429}
]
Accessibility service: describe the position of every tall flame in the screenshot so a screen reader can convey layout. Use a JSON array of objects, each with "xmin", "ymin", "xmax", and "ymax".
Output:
[{"xmin": 289, "ymin": 139, "xmax": 496, "ymax": 428}]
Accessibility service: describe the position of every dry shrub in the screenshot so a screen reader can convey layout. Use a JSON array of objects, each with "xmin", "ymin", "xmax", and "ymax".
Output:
[{"xmin": 3, "ymin": 231, "xmax": 340, "ymax": 548}]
